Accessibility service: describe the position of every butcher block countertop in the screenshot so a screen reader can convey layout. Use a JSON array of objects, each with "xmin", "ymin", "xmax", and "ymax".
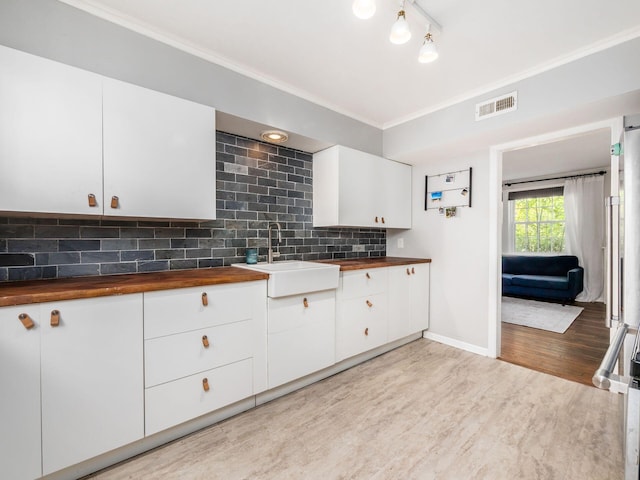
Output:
[
  {"xmin": 317, "ymin": 257, "xmax": 431, "ymax": 271},
  {"xmin": 0, "ymin": 267, "xmax": 269, "ymax": 307}
]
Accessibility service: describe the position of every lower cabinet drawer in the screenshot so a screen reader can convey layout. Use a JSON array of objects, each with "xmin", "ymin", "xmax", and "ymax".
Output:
[
  {"xmin": 267, "ymin": 291, "xmax": 336, "ymax": 388},
  {"xmin": 145, "ymin": 358, "xmax": 253, "ymax": 435},
  {"xmin": 336, "ymin": 293, "xmax": 388, "ymax": 362},
  {"xmin": 341, "ymin": 268, "xmax": 388, "ymax": 299},
  {"xmin": 145, "ymin": 320, "xmax": 253, "ymax": 388}
]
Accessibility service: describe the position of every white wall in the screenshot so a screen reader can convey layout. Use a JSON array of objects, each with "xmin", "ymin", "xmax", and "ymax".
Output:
[{"xmin": 387, "ymin": 152, "xmax": 490, "ymax": 352}]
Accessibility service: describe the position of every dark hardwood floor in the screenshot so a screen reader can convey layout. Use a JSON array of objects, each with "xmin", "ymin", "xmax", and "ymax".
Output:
[{"xmin": 499, "ymin": 300, "xmax": 610, "ymax": 386}]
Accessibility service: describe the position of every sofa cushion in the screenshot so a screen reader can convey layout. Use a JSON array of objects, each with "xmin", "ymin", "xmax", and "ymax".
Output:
[
  {"xmin": 511, "ymin": 274, "xmax": 569, "ymax": 291},
  {"xmin": 502, "ymin": 274, "xmax": 515, "ymax": 286},
  {"xmin": 502, "ymin": 255, "xmax": 579, "ymax": 277}
]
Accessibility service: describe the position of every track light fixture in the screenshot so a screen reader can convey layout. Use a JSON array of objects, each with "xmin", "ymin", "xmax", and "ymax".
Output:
[
  {"xmin": 352, "ymin": 0, "xmax": 441, "ymax": 64},
  {"xmin": 418, "ymin": 29, "xmax": 438, "ymax": 63},
  {"xmin": 389, "ymin": 7, "xmax": 411, "ymax": 44}
]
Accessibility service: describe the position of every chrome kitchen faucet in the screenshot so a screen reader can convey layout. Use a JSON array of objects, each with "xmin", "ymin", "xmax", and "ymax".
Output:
[{"xmin": 268, "ymin": 223, "xmax": 282, "ymax": 263}]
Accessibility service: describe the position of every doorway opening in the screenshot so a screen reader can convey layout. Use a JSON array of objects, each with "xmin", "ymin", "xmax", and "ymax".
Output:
[{"xmin": 488, "ymin": 118, "xmax": 624, "ymax": 385}]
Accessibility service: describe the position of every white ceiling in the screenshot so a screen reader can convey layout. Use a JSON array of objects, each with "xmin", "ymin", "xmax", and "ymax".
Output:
[{"xmin": 59, "ymin": 0, "xmax": 640, "ymax": 129}]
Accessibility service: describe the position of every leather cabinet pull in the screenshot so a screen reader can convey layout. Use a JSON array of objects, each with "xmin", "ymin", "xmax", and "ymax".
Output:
[
  {"xmin": 202, "ymin": 378, "xmax": 210, "ymax": 392},
  {"xmin": 412, "ymin": 267, "xmax": 415, "ymax": 274},
  {"xmin": 202, "ymin": 335, "xmax": 210, "ymax": 348},
  {"xmin": 374, "ymin": 216, "xmax": 379, "ymax": 223},
  {"xmin": 110, "ymin": 196, "xmax": 119, "ymax": 209},
  {"xmin": 366, "ymin": 300, "xmax": 373, "ymax": 308},
  {"xmin": 201, "ymin": 292, "xmax": 208, "ymax": 306},
  {"xmin": 303, "ymin": 297, "xmax": 309, "ymax": 308},
  {"xmin": 19, "ymin": 313, "xmax": 35, "ymax": 330},
  {"xmin": 366, "ymin": 272, "xmax": 371, "ymax": 279},
  {"xmin": 87, "ymin": 194, "xmax": 97, "ymax": 207},
  {"xmin": 406, "ymin": 268, "xmax": 411, "ymax": 276},
  {"xmin": 381, "ymin": 217, "xmax": 385, "ymax": 224},
  {"xmin": 364, "ymin": 327, "xmax": 369, "ymax": 336},
  {"xmin": 50, "ymin": 310, "xmax": 60, "ymax": 327}
]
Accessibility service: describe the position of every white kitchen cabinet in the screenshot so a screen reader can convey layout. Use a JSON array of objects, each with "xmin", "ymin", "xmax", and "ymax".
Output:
[
  {"xmin": 0, "ymin": 45, "xmax": 103, "ymax": 216},
  {"xmin": 40, "ymin": 295, "xmax": 144, "ymax": 475},
  {"xmin": 267, "ymin": 290, "xmax": 336, "ymax": 388},
  {"xmin": 143, "ymin": 281, "xmax": 267, "ymax": 435},
  {"xmin": 336, "ymin": 268, "xmax": 389, "ymax": 361},
  {"xmin": 103, "ymin": 78, "xmax": 216, "ymax": 220},
  {"xmin": 0, "ymin": 294, "xmax": 144, "ymax": 479},
  {"xmin": 388, "ymin": 263, "xmax": 430, "ymax": 341},
  {"xmin": 0, "ymin": 305, "xmax": 42, "ymax": 480},
  {"xmin": 0, "ymin": 45, "xmax": 216, "ymax": 220},
  {"xmin": 313, "ymin": 145, "xmax": 411, "ymax": 228}
]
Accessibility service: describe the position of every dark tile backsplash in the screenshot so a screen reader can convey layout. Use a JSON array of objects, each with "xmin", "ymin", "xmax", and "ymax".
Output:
[{"xmin": 0, "ymin": 132, "xmax": 386, "ymax": 282}]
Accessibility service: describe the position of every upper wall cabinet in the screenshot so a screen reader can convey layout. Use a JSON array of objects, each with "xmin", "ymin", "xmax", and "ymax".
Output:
[
  {"xmin": 313, "ymin": 145, "xmax": 411, "ymax": 228},
  {"xmin": 0, "ymin": 45, "xmax": 104, "ymax": 216},
  {"xmin": 103, "ymin": 79, "xmax": 216, "ymax": 220},
  {"xmin": 0, "ymin": 46, "xmax": 217, "ymax": 220}
]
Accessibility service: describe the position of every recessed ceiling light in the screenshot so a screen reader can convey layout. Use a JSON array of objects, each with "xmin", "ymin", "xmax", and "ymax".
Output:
[{"xmin": 261, "ymin": 130, "xmax": 289, "ymax": 143}]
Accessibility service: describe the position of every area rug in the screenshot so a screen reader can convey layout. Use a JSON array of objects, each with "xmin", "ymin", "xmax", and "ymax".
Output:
[{"xmin": 501, "ymin": 297, "xmax": 584, "ymax": 333}]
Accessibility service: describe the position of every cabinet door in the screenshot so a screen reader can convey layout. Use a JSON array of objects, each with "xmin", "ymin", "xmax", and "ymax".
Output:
[
  {"xmin": 337, "ymin": 146, "xmax": 380, "ymax": 227},
  {"xmin": 388, "ymin": 264, "xmax": 430, "ymax": 341},
  {"xmin": 103, "ymin": 78, "xmax": 216, "ymax": 220},
  {"xmin": 411, "ymin": 263, "xmax": 430, "ymax": 331},
  {"xmin": 0, "ymin": 45, "xmax": 103, "ymax": 216},
  {"xmin": 382, "ymin": 160, "xmax": 412, "ymax": 228},
  {"xmin": 0, "ymin": 305, "xmax": 42, "ymax": 480},
  {"xmin": 388, "ymin": 266, "xmax": 414, "ymax": 341},
  {"xmin": 40, "ymin": 295, "xmax": 144, "ymax": 475}
]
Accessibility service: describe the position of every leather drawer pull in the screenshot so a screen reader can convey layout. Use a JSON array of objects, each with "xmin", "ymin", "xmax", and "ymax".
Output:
[
  {"xmin": 110, "ymin": 196, "xmax": 119, "ymax": 209},
  {"xmin": 366, "ymin": 272, "xmax": 371, "ymax": 279},
  {"xmin": 364, "ymin": 327, "xmax": 369, "ymax": 336},
  {"xmin": 202, "ymin": 378, "xmax": 210, "ymax": 392},
  {"xmin": 303, "ymin": 297, "xmax": 309, "ymax": 308},
  {"xmin": 201, "ymin": 292, "xmax": 208, "ymax": 306},
  {"xmin": 87, "ymin": 194, "xmax": 97, "ymax": 207},
  {"xmin": 406, "ymin": 268, "xmax": 411, "ymax": 275},
  {"xmin": 412, "ymin": 267, "xmax": 415, "ymax": 274},
  {"xmin": 202, "ymin": 335, "xmax": 210, "ymax": 348},
  {"xmin": 366, "ymin": 300, "xmax": 373, "ymax": 308},
  {"xmin": 375, "ymin": 216, "xmax": 379, "ymax": 223},
  {"xmin": 19, "ymin": 313, "xmax": 35, "ymax": 330},
  {"xmin": 381, "ymin": 217, "xmax": 385, "ymax": 224},
  {"xmin": 50, "ymin": 310, "xmax": 60, "ymax": 327}
]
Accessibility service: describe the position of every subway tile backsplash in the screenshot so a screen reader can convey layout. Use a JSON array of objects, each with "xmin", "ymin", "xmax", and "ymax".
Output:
[{"xmin": 0, "ymin": 132, "xmax": 386, "ymax": 282}]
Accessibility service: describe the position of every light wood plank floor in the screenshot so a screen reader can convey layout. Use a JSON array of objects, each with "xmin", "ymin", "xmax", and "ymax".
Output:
[
  {"xmin": 89, "ymin": 339, "xmax": 623, "ymax": 480},
  {"xmin": 500, "ymin": 301, "xmax": 610, "ymax": 386}
]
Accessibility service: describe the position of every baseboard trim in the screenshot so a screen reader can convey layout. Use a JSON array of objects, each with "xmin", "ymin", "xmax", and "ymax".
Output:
[{"xmin": 423, "ymin": 331, "xmax": 489, "ymax": 357}]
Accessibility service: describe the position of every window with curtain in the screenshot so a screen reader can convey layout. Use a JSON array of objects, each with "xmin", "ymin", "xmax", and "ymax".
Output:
[{"xmin": 509, "ymin": 187, "xmax": 565, "ymax": 253}]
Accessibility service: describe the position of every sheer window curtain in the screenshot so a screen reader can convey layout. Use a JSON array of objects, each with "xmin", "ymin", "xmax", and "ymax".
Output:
[{"xmin": 564, "ymin": 175, "xmax": 605, "ymax": 302}]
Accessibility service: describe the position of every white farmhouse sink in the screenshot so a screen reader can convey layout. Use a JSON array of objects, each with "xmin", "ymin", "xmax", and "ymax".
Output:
[{"xmin": 233, "ymin": 261, "xmax": 340, "ymax": 298}]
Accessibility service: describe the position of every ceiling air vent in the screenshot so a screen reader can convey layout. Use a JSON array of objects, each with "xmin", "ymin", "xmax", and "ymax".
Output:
[{"xmin": 475, "ymin": 91, "xmax": 517, "ymax": 121}]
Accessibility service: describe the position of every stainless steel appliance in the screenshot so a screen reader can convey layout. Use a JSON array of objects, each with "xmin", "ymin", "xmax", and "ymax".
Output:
[{"xmin": 594, "ymin": 118, "xmax": 640, "ymax": 480}]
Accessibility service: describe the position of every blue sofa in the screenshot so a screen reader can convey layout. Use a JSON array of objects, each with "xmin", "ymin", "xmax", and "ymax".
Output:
[{"xmin": 502, "ymin": 255, "xmax": 584, "ymax": 304}]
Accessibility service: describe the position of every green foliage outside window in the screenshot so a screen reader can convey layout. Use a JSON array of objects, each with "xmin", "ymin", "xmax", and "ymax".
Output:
[{"xmin": 513, "ymin": 195, "xmax": 565, "ymax": 253}]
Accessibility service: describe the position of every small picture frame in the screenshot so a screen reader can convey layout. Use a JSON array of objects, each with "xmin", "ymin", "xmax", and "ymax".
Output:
[
  {"xmin": 445, "ymin": 174, "xmax": 455, "ymax": 183},
  {"xmin": 430, "ymin": 191, "xmax": 442, "ymax": 201}
]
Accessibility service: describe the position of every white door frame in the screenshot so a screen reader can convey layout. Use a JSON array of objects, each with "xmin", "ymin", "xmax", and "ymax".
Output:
[{"xmin": 487, "ymin": 117, "xmax": 624, "ymax": 358}]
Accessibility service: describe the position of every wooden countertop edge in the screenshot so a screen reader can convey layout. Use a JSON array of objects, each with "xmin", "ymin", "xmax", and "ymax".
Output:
[
  {"xmin": 0, "ymin": 258, "xmax": 432, "ymax": 306},
  {"xmin": 316, "ymin": 257, "xmax": 432, "ymax": 271},
  {"xmin": 0, "ymin": 268, "xmax": 269, "ymax": 307}
]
